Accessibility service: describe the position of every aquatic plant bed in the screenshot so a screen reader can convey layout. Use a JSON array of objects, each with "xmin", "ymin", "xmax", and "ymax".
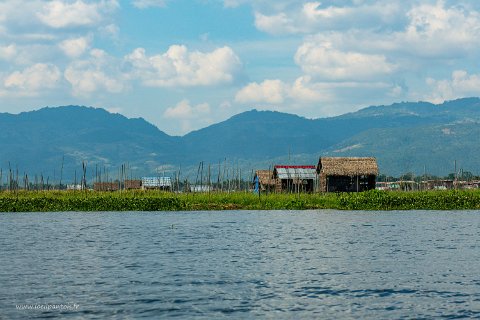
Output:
[{"xmin": 1, "ymin": 190, "xmax": 480, "ymax": 212}]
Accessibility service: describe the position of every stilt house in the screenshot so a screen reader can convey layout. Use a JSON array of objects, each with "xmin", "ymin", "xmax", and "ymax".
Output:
[
  {"xmin": 273, "ymin": 165, "xmax": 317, "ymax": 193},
  {"xmin": 317, "ymin": 157, "xmax": 378, "ymax": 192}
]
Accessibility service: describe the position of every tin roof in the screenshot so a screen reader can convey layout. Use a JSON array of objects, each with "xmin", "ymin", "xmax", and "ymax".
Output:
[
  {"xmin": 273, "ymin": 165, "xmax": 317, "ymax": 180},
  {"xmin": 142, "ymin": 176, "xmax": 172, "ymax": 187}
]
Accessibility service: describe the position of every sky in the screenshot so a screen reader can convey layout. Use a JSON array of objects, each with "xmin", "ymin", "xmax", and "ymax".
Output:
[{"xmin": 1, "ymin": 0, "xmax": 480, "ymax": 135}]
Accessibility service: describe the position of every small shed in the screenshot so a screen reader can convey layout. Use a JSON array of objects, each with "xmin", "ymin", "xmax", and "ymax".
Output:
[
  {"xmin": 253, "ymin": 170, "xmax": 275, "ymax": 193},
  {"xmin": 317, "ymin": 157, "xmax": 378, "ymax": 192},
  {"xmin": 273, "ymin": 165, "xmax": 317, "ymax": 193}
]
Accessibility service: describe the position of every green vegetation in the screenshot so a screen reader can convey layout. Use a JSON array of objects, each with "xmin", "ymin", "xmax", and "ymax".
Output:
[{"xmin": 1, "ymin": 189, "xmax": 480, "ymax": 212}]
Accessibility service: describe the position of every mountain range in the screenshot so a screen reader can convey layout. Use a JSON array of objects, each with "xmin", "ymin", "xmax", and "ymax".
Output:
[{"xmin": 1, "ymin": 97, "xmax": 480, "ymax": 182}]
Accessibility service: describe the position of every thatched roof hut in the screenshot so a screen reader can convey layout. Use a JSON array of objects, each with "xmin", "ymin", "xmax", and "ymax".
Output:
[
  {"xmin": 317, "ymin": 157, "xmax": 378, "ymax": 192},
  {"xmin": 254, "ymin": 170, "xmax": 275, "ymax": 186},
  {"xmin": 317, "ymin": 157, "xmax": 378, "ymax": 176}
]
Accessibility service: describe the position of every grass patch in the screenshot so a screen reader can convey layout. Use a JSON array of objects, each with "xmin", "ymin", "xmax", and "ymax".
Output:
[{"xmin": 1, "ymin": 189, "xmax": 480, "ymax": 212}]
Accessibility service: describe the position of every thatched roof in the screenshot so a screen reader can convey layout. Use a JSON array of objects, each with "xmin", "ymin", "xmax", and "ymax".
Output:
[
  {"xmin": 255, "ymin": 170, "xmax": 275, "ymax": 185},
  {"xmin": 317, "ymin": 157, "xmax": 378, "ymax": 176}
]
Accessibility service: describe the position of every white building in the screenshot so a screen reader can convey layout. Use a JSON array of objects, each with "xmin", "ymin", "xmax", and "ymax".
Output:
[{"xmin": 141, "ymin": 177, "xmax": 172, "ymax": 190}]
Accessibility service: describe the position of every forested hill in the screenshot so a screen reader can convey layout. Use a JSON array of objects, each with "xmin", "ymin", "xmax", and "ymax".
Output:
[{"xmin": 1, "ymin": 97, "xmax": 480, "ymax": 179}]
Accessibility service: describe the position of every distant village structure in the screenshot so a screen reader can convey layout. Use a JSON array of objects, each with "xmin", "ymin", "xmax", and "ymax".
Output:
[
  {"xmin": 253, "ymin": 170, "xmax": 275, "ymax": 193},
  {"xmin": 93, "ymin": 182, "xmax": 119, "ymax": 192},
  {"xmin": 125, "ymin": 179, "xmax": 142, "ymax": 190},
  {"xmin": 92, "ymin": 177, "xmax": 171, "ymax": 191},
  {"xmin": 141, "ymin": 177, "xmax": 172, "ymax": 190},
  {"xmin": 6, "ymin": 155, "xmax": 480, "ymax": 193},
  {"xmin": 253, "ymin": 157, "xmax": 379, "ymax": 193},
  {"xmin": 272, "ymin": 165, "xmax": 317, "ymax": 193},
  {"xmin": 317, "ymin": 157, "xmax": 378, "ymax": 192}
]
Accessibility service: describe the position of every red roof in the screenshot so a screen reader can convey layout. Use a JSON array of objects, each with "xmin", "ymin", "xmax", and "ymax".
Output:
[{"xmin": 274, "ymin": 165, "xmax": 316, "ymax": 169}]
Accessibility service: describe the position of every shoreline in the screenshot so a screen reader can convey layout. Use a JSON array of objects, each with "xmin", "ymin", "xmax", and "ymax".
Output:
[{"xmin": 1, "ymin": 190, "xmax": 480, "ymax": 212}]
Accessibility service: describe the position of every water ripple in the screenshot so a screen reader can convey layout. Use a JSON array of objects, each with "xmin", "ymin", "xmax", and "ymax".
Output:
[{"xmin": 1, "ymin": 210, "xmax": 480, "ymax": 319}]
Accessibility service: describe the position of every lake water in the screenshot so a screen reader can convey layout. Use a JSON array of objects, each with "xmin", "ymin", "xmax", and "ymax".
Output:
[{"xmin": 1, "ymin": 210, "xmax": 480, "ymax": 319}]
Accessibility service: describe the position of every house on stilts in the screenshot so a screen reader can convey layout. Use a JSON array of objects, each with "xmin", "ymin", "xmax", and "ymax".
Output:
[
  {"xmin": 273, "ymin": 165, "xmax": 317, "ymax": 193},
  {"xmin": 317, "ymin": 157, "xmax": 378, "ymax": 192}
]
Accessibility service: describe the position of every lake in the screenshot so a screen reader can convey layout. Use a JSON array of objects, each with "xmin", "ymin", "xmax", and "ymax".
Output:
[{"xmin": 1, "ymin": 210, "xmax": 480, "ymax": 319}]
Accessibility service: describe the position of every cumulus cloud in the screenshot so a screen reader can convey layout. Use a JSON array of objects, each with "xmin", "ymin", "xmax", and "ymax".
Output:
[
  {"xmin": 399, "ymin": 2, "xmax": 480, "ymax": 57},
  {"xmin": 294, "ymin": 42, "xmax": 396, "ymax": 81},
  {"xmin": 234, "ymin": 76, "xmax": 331, "ymax": 106},
  {"xmin": 425, "ymin": 70, "xmax": 480, "ymax": 104},
  {"xmin": 234, "ymin": 75, "xmax": 402, "ymax": 116},
  {"xmin": 164, "ymin": 99, "xmax": 210, "ymax": 119},
  {"xmin": 254, "ymin": 2, "xmax": 403, "ymax": 35},
  {"xmin": 164, "ymin": 99, "xmax": 212, "ymax": 134},
  {"xmin": 64, "ymin": 49, "xmax": 125, "ymax": 96},
  {"xmin": 2, "ymin": 63, "xmax": 61, "ymax": 95},
  {"xmin": 37, "ymin": 0, "xmax": 118, "ymax": 29},
  {"xmin": 132, "ymin": 0, "xmax": 167, "ymax": 9},
  {"xmin": 238, "ymin": 0, "xmax": 480, "ymax": 113},
  {"xmin": 0, "ymin": 44, "xmax": 17, "ymax": 61},
  {"xmin": 257, "ymin": 1, "xmax": 480, "ymax": 58},
  {"xmin": 235, "ymin": 79, "xmax": 288, "ymax": 104},
  {"xmin": 125, "ymin": 45, "xmax": 242, "ymax": 87},
  {"xmin": 59, "ymin": 36, "xmax": 91, "ymax": 58}
]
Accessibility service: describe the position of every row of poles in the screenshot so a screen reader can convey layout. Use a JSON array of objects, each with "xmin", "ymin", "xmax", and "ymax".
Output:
[{"xmin": 0, "ymin": 160, "xmax": 256, "ymax": 193}]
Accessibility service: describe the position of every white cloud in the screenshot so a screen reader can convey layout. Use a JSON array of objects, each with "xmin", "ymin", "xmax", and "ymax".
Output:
[
  {"xmin": 254, "ymin": 12, "xmax": 300, "ymax": 35},
  {"xmin": 64, "ymin": 49, "xmax": 125, "ymax": 96},
  {"xmin": 132, "ymin": 0, "xmax": 167, "ymax": 9},
  {"xmin": 125, "ymin": 45, "xmax": 242, "ymax": 87},
  {"xmin": 0, "ymin": 44, "xmax": 17, "ymax": 61},
  {"xmin": 59, "ymin": 36, "xmax": 91, "ymax": 58},
  {"xmin": 289, "ymin": 76, "xmax": 324, "ymax": 102},
  {"xmin": 237, "ymin": 0, "xmax": 480, "ymax": 115},
  {"xmin": 235, "ymin": 76, "xmax": 331, "ymax": 106},
  {"xmin": 164, "ymin": 100, "xmax": 212, "ymax": 134},
  {"xmin": 234, "ymin": 75, "xmax": 403, "ymax": 116},
  {"xmin": 425, "ymin": 70, "xmax": 480, "ymax": 104},
  {"xmin": 3, "ymin": 63, "xmax": 61, "ymax": 95},
  {"xmin": 254, "ymin": 2, "xmax": 402, "ymax": 35},
  {"xmin": 164, "ymin": 99, "xmax": 210, "ymax": 119},
  {"xmin": 235, "ymin": 79, "xmax": 288, "ymax": 104},
  {"xmin": 37, "ymin": 0, "xmax": 118, "ymax": 29},
  {"xmin": 294, "ymin": 41, "xmax": 396, "ymax": 81},
  {"xmin": 399, "ymin": 1, "xmax": 480, "ymax": 57},
  {"xmin": 99, "ymin": 23, "xmax": 119, "ymax": 39}
]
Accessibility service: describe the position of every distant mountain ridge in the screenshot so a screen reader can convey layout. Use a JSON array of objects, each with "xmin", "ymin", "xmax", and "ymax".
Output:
[{"xmin": 1, "ymin": 98, "xmax": 480, "ymax": 181}]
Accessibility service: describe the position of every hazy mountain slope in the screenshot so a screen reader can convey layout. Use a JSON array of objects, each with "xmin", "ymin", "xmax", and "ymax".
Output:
[
  {"xmin": 1, "ymin": 98, "xmax": 480, "ymax": 180},
  {"xmin": 0, "ymin": 106, "xmax": 179, "ymax": 179},
  {"xmin": 323, "ymin": 121, "xmax": 480, "ymax": 176}
]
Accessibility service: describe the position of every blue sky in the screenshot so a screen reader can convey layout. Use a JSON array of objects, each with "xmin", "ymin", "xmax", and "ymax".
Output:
[{"xmin": 1, "ymin": 0, "xmax": 480, "ymax": 135}]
